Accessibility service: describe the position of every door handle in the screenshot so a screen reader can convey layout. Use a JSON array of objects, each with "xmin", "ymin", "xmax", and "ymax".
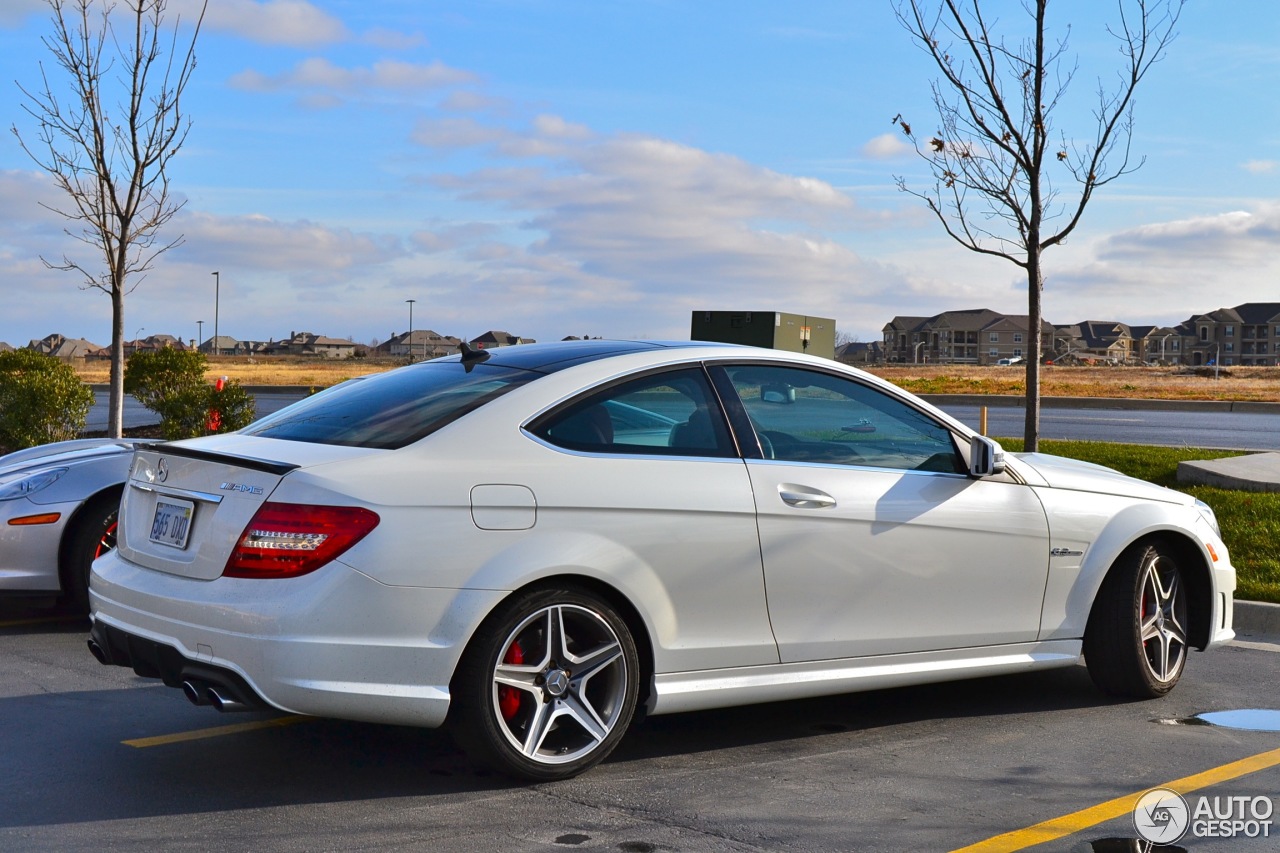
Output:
[{"xmin": 778, "ymin": 485, "xmax": 836, "ymax": 509}]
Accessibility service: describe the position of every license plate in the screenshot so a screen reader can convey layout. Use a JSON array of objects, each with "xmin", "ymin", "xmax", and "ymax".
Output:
[{"xmin": 149, "ymin": 498, "xmax": 194, "ymax": 550}]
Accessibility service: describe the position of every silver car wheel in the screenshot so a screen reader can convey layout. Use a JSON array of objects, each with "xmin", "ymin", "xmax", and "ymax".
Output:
[
  {"xmin": 491, "ymin": 603, "xmax": 630, "ymax": 765},
  {"xmin": 1138, "ymin": 551, "xmax": 1187, "ymax": 685},
  {"xmin": 1084, "ymin": 541, "xmax": 1190, "ymax": 698}
]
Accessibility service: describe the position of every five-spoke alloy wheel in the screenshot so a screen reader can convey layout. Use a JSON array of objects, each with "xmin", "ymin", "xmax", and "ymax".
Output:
[
  {"xmin": 1085, "ymin": 541, "xmax": 1189, "ymax": 698},
  {"xmin": 450, "ymin": 586, "xmax": 639, "ymax": 781}
]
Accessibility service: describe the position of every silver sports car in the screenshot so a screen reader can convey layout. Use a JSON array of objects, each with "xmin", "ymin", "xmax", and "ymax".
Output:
[
  {"xmin": 87, "ymin": 340, "xmax": 1235, "ymax": 780},
  {"xmin": 1, "ymin": 438, "xmax": 140, "ymax": 610}
]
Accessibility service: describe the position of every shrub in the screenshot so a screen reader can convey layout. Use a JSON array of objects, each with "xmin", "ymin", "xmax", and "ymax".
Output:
[
  {"xmin": 125, "ymin": 349, "xmax": 256, "ymax": 439},
  {"xmin": 0, "ymin": 350, "xmax": 95, "ymax": 453},
  {"xmin": 155, "ymin": 380, "xmax": 256, "ymax": 440},
  {"xmin": 124, "ymin": 348, "xmax": 208, "ymax": 411}
]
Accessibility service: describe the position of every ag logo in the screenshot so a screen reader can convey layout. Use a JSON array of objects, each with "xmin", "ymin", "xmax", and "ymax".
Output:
[{"xmin": 1133, "ymin": 787, "xmax": 1190, "ymax": 844}]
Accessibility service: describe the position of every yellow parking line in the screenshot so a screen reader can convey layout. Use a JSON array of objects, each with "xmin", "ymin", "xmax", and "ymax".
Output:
[
  {"xmin": 124, "ymin": 715, "xmax": 309, "ymax": 748},
  {"xmin": 951, "ymin": 745, "xmax": 1280, "ymax": 852}
]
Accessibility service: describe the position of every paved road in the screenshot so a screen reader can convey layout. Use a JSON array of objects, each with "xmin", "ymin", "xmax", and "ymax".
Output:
[
  {"xmin": 3, "ymin": 604, "xmax": 1278, "ymax": 852},
  {"xmin": 943, "ymin": 404, "xmax": 1280, "ymax": 451},
  {"xmin": 85, "ymin": 391, "xmax": 304, "ymax": 431}
]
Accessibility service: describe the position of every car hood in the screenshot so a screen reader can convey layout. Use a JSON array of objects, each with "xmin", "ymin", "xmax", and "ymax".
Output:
[
  {"xmin": 1011, "ymin": 451, "xmax": 1191, "ymax": 506},
  {"xmin": 0, "ymin": 438, "xmax": 143, "ymax": 474}
]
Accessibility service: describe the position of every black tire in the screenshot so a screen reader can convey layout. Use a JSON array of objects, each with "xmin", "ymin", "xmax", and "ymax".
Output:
[
  {"xmin": 62, "ymin": 493, "xmax": 120, "ymax": 614},
  {"xmin": 449, "ymin": 586, "xmax": 640, "ymax": 781},
  {"xmin": 1084, "ymin": 542, "xmax": 1188, "ymax": 698}
]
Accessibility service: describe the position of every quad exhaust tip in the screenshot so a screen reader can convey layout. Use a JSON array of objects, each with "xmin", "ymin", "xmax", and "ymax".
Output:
[
  {"xmin": 86, "ymin": 639, "xmax": 108, "ymax": 665},
  {"xmin": 181, "ymin": 679, "xmax": 253, "ymax": 712},
  {"xmin": 205, "ymin": 686, "xmax": 252, "ymax": 712}
]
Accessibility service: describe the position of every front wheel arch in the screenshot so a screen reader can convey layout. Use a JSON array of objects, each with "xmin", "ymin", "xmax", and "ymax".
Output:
[{"xmin": 1083, "ymin": 534, "xmax": 1209, "ymax": 698}]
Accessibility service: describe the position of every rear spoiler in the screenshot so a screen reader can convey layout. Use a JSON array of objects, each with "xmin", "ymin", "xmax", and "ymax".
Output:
[{"xmin": 138, "ymin": 443, "xmax": 301, "ymax": 476}]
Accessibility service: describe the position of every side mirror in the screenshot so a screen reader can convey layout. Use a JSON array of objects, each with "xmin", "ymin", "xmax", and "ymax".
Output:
[
  {"xmin": 760, "ymin": 384, "xmax": 795, "ymax": 404},
  {"xmin": 969, "ymin": 434, "xmax": 1006, "ymax": 478}
]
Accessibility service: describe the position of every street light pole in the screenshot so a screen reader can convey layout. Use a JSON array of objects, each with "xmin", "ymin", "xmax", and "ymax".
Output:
[
  {"xmin": 914, "ymin": 340, "xmax": 925, "ymax": 364},
  {"xmin": 197, "ymin": 320, "xmax": 204, "ymax": 351},
  {"xmin": 212, "ymin": 271, "xmax": 220, "ymax": 355},
  {"xmin": 405, "ymin": 299, "xmax": 416, "ymax": 362}
]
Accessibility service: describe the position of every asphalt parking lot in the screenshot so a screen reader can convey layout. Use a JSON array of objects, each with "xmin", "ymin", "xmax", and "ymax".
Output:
[{"xmin": 3, "ymin": 602, "xmax": 1279, "ymax": 852}]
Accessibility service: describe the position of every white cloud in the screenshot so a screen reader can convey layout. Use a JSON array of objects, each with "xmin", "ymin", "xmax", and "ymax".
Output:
[
  {"xmin": 177, "ymin": 211, "xmax": 406, "ymax": 272},
  {"xmin": 178, "ymin": 0, "xmax": 349, "ymax": 47},
  {"xmin": 1242, "ymin": 159, "xmax": 1278, "ymax": 174},
  {"xmin": 1017, "ymin": 206, "xmax": 1280, "ymax": 327},
  {"xmin": 360, "ymin": 27, "xmax": 427, "ymax": 51},
  {"xmin": 0, "ymin": 0, "xmax": 44, "ymax": 27},
  {"xmin": 411, "ymin": 117, "xmax": 510, "ymax": 150},
  {"xmin": 861, "ymin": 133, "xmax": 914, "ymax": 160},
  {"xmin": 230, "ymin": 57, "xmax": 475, "ymax": 94},
  {"xmin": 439, "ymin": 90, "xmax": 510, "ymax": 114},
  {"xmin": 400, "ymin": 116, "xmax": 912, "ymax": 339}
]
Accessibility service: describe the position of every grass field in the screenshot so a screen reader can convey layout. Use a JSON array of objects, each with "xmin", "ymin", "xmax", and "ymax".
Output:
[{"xmin": 997, "ymin": 438, "xmax": 1280, "ymax": 605}]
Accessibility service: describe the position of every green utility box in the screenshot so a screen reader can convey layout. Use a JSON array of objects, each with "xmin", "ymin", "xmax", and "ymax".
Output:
[{"xmin": 690, "ymin": 311, "xmax": 836, "ymax": 359}]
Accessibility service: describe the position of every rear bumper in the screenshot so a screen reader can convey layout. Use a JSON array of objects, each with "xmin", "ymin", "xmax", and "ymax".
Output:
[
  {"xmin": 89, "ymin": 549, "xmax": 507, "ymax": 728},
  {"xmin": 88, "ymin": 618, "xmax": 268, "ymax": 710}
]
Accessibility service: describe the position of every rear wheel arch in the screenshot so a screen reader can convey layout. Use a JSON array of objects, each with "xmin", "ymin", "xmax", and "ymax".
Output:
[
  {"xmin": 446, "ymin": 575, "xmax": 648, "ymax": 779},
  {"xmin": 484, "ymin": 575, "xmax": 656, "ymax": 714}
]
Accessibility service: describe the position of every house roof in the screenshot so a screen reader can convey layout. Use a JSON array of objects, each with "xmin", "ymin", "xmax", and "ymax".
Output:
[{"xmin": 26, "ymin": 333, "xmax": 103, "ymax": 358}]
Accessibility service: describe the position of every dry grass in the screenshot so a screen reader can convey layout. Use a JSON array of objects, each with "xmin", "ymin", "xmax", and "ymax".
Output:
[
  {"xmin": 76, "ymin": 356, "xmax": 402, "ymax": 387},
  {"xmin": 867, "ymin": 365, "xmax": 1280, "ymax": 402},
  {"xmin": 75, "ymin": 357, "xmax": 1280, "ymax": 400}
]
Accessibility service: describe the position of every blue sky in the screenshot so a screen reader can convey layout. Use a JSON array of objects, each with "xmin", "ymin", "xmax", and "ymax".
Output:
[{"xmin": 2, "ymin": 0, "xmax": 1278, "ymax": 350}]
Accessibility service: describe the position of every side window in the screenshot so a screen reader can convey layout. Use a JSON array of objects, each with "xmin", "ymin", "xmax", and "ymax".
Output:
[
  {"xmin": 531, "ymin": 368, "xmax": 735, "ymax": 458},
  {"xmin": 722, "ymin": 364, "xmax": 964, "ymax": 473}
]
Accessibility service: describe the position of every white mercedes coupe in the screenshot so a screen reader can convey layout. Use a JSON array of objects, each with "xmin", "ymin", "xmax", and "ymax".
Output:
[{"xmin": 88, "ymin": 341, "xmax": 1235, "ymax": 780}]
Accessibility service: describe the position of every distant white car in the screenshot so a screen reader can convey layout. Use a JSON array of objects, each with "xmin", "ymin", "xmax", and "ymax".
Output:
[
  {"xmin": 996, "ymin": 356, "xmax": 1025, "ymax": 366},
  {"xmin": 0, "ymin": 438, "xmax": 141, "ymax": 610},
  {"xmin": 89, "ymin": 341, "xmax": 1235, "ymax": 780}
]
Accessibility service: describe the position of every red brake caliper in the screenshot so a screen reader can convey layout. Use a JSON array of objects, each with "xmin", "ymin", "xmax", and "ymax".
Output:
[
  {"xmin": 95, "ymin": 521, "xmax": 118, "ymax": 560},
  {"xmin": 499, "ymin": 641, "xmax": 524, "ymax": 720}
]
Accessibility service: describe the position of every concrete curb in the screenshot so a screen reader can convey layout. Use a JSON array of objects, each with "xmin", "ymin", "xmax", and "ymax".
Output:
[
  {"xmin": 1177, "ymin": 453, "xmax": 1280, "ymax": 493},
  {"xmin": 1234, "ymin": 600, "xmax": 1280, "ymax": 638}
]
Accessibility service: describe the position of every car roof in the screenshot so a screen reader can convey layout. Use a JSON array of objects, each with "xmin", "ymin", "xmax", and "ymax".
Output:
[{"xmin": 429, "ymin": 339, "xmax": 739, "ymax": 373}]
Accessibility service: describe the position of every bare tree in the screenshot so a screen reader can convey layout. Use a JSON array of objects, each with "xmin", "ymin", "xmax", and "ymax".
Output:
[
  {"xmin": 12, "ymin": 0, "xmax": 206, "ymax": 438},
  {"xmin": 893, "ymin": 0, "xmax": 1182, "ymax": 451}
]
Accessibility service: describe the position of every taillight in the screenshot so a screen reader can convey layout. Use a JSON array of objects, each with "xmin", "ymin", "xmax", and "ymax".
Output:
[{"xmin": 223, "ymin": 503, "xmax": 380, "ymax": 579}]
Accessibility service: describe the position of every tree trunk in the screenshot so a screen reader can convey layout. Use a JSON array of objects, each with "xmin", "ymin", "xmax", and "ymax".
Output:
[
  {"xmin": 107, "ymin": 285, "xmax": 125, "ymax": 438},
  {"xmin": 1023, "ymin": 248, "xmax": 1043, "ymax": 452}
]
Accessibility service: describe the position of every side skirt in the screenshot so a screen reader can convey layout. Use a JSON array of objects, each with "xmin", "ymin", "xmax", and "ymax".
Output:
[{"xmin": 650, "ymin": 640, "xmax": 1082, "ymax": 715}]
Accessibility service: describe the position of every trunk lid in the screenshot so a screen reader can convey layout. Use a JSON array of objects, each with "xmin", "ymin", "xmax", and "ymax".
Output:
[{"xmin": 117, "ymin": 436, "xmax": 375, "ymax": 580}]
